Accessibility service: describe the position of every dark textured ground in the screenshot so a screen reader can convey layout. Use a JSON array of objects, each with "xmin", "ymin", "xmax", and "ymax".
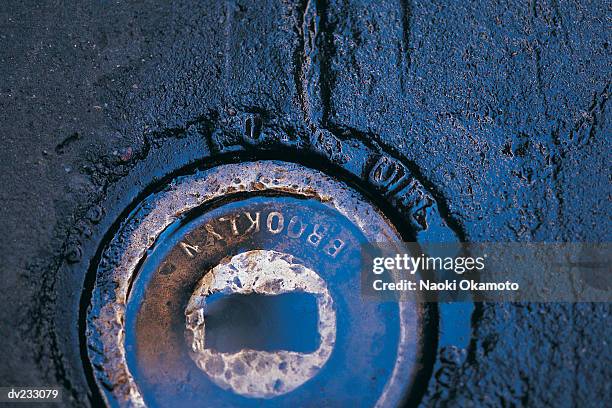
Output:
[{"xmin": 0, "ymin": 1, "xmax": 610, "ymax": 407}]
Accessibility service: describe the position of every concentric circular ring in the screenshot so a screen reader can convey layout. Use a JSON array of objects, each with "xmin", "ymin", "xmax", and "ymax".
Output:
[{"xmin": 86, "ymin": 160, "xmax": 423, "ymax": 407}]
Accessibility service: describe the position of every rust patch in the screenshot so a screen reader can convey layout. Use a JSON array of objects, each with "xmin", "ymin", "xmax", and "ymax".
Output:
[{"xmin": 185, "ymin": 250, "xmax": 336, "ymax": 398}]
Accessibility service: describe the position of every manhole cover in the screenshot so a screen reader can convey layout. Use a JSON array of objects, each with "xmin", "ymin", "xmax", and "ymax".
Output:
[{"xmin": 86, "ymin": 160, "xmax": 425, "ymax": 407}]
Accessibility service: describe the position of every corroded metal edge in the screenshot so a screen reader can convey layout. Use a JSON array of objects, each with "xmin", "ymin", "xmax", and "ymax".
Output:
[
  {"xmin": 185, "ymin": 249, "xmax": 336, "ymax": 398},
  {"xmin": 87, "ymin": 160, "xmax": 422, "ymax": 407},
  {"xmin": 211, "ymin": 113, "xmax": 462, "ymax": 244}
]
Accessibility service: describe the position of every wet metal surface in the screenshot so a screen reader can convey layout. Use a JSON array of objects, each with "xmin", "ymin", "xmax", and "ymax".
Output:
[
  {"xmin": 2, "ymin": 1, "xmax": 609, "ymax": 407},
  {"xmin": 87, "ymin": 161, "xmax": 423, "ymax": 407}
]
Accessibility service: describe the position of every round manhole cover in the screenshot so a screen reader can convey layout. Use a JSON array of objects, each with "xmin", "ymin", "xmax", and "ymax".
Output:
[{"xmin": 86, "ymin": 160, "xmax": 425, "ymax": 407}]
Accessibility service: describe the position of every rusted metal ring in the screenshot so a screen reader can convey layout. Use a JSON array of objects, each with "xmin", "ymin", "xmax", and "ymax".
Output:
[{"xmin": 87, "ymin": 160, "xmax": 423, "ymax": 407}]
